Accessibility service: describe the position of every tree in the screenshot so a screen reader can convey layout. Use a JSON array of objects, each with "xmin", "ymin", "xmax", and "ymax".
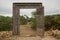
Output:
[{"xmin": 30, "ymin": 11, "xmax": 37, "ymax": 30}]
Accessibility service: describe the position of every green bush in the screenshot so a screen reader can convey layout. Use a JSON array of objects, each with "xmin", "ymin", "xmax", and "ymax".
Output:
[
  {"xmin": 30, "ymin": 18, "xmax": 36, "ymax": 30},
  {"xmin": 30, "ymin": 11, "xmax": 37, "ymax": 30},
  {"xmin": 30, "ymin": 11, "xmax": 60, "ymax": 31},
  {"xmin": 20, "ymin": 16, "xmax": 27, "ymax": 25},
  {"xmin": 0, "ymin": 16, "xmax": 12, "ymax": 31},
  {"xmin": 0, "ymin": 15, "xmax": 28, "ymax": 31},
  {"xmin": 45, "ymin": 15, "xmax": 60, "ymax": 31}
]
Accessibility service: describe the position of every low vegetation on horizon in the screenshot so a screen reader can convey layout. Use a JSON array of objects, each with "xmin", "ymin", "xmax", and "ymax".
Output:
[{"xmin": 0, "ymin": 11, "xmax": 60, "ymax": 31}]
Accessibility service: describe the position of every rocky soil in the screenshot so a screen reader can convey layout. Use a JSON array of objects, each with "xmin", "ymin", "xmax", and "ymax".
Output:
[{"xmin": 0, "ymin": 25, "xmax": 60, "ymax": 40}]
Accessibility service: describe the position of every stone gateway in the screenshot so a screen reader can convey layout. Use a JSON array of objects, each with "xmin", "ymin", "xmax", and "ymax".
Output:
[{"xmin": 13, "ymin": 2, "xmax": 44, "ymax": 37}]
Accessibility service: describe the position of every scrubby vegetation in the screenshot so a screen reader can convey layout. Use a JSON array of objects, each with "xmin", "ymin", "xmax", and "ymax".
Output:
[
  {"xmin": 45, "ymin": 15, "xmax": 60, "ymax": 31},
  {"xmin": 0, "ymin": 16, "xmax": 12, "ymax": 31},
  {"xmin": 20, "ymin": 16, "xmax": 28, "ymax": 25},
  {"xmin": 30, "ymin": 11, "xmax": 37, "ymax": 30},
  {"xmin": 0, "ymin": 15, "xmax": 28, "ymax": 31},
  {"xmin": 30, "ymin": 11, "xmax": 60, "ymax": 31},
  {"xmin": 0, "ymin": 11, "xmax": 60, "ymax": 31}
]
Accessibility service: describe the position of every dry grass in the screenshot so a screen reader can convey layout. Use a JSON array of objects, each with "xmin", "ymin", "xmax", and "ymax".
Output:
[
  {"xmin": 44, "ymin": 29, "xmax": 60, "ymax": 39},
  {"xmin": 0, "ymin": 30, "xmax": 60, "ymax": 40},
  {"xmin": 0, "ymin": 31, "xmax": 13, "ymax": 40},
  {"xmin": 0, "ymin": 25, "xmax": 60, "ymax": 40}
]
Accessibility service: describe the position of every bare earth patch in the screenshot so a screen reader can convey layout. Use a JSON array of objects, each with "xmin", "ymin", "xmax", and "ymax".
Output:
[
  {"xmin": 0, "ymin": 31, "xmax": 59, "ymax": 40},
  {"xmin": 0, "ymin": 25, "xmax": 60, "ymax": 40}
]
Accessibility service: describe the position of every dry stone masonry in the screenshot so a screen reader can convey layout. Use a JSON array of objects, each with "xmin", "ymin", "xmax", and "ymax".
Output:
[{"xmin": 13, "ymin": 2, "xmax": 44, "ymax": 37}]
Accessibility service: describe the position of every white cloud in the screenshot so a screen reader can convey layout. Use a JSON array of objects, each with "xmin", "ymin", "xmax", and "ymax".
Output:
[
  {"xmin": 0, "ymin": 0, "xmax": 60, "ymax": 17},
  {"xmin": 13, "ymin": 0, "xmax": 41, "ymax": 2},
  {"xmin": 20, "ymin": 9, "xmax": 36, "ymax": 17}
]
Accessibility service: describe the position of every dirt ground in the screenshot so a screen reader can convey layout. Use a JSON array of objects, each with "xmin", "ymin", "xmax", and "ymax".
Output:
[
  {"xmin": 20, "ymin": 25, "xmax": 37, "ymax": 36},
  {"xmin": 0, "ymin": 25, "xmax": 60, "ymax": 40}
]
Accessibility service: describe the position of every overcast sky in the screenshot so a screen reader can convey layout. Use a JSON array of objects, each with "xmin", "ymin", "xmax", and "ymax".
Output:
[{"xmin": 0, "ymin": 0, "xmax": 60, "ymax": 17}]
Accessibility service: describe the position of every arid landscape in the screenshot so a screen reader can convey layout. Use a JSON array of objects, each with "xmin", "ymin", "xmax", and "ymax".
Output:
[
  {"xmin": 0, "ymin": 0, "xmax": 60, "ymax": 40},
  {"xmin": 0, "ymin": 25, "xmax": 60, "ymax": 40}
]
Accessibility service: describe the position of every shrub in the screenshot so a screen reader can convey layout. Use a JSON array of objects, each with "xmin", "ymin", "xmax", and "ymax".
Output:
[{"xmin": 0, "ymin": 16, "xmax": 12, "ymax": 31}]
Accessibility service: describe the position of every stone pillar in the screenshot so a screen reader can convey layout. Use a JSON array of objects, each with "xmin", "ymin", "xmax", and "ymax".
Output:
[
  {"xmin": 13, "ymin": 6, "xmax": 20, "ymax": 35},
  {"xmin": 36, "ymin": 7, "xmax": 44, "ymax": 38}
]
